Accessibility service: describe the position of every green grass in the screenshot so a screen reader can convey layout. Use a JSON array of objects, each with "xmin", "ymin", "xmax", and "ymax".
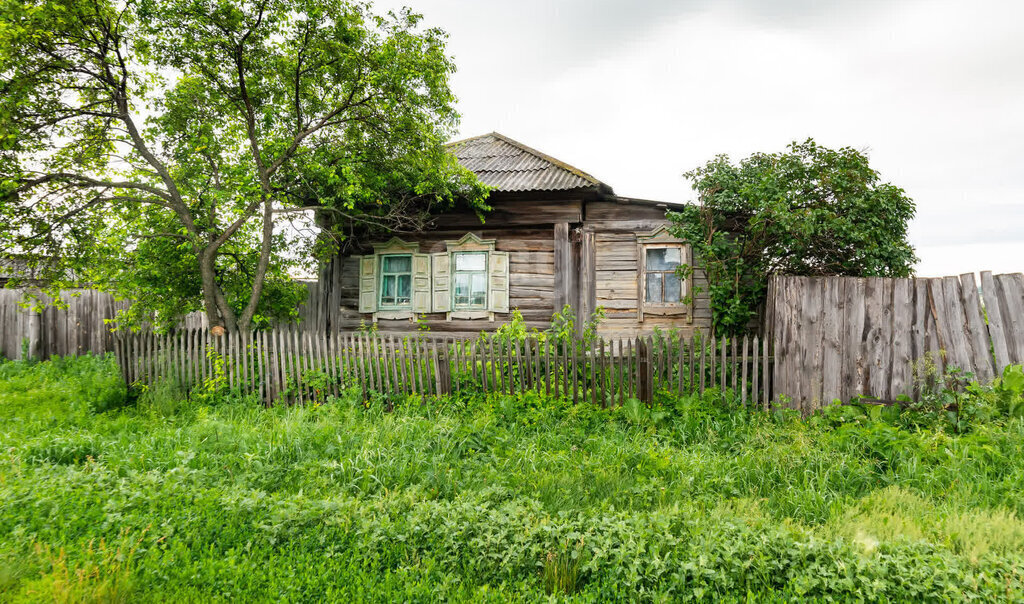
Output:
[{"xmin": 1, "ymin": 355, "xmax": 1023, "ymax": 601}]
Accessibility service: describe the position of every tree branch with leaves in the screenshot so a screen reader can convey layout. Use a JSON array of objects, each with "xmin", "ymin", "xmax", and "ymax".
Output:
[{"xmin": 0, "ymin": 0, "xmax": 488, "ymax": 331}]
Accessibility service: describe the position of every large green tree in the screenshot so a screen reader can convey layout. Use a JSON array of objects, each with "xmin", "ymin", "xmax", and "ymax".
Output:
[
  {"xmin": 0, "ymin": 0, "xmax": 487, "ymax": 331},
  {"xmin": 669, "ymin": 139, "xmax": 917, "ymax": 335}
]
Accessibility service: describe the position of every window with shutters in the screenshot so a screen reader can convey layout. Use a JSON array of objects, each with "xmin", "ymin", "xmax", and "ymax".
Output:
[
  {"xmin": 356, "ymin": 237, "xmax": 430, "ymax": 319},
  {"xmin": 434, "ymin": 233, "xmax": 509, "ymax": 319},
  {"xmin": 379, "ymin": 254, "xmax": 413, "ymax": 309},
  {"xmin": 452, "ymin": 252, "xmax": 488, "ymax": 310}
]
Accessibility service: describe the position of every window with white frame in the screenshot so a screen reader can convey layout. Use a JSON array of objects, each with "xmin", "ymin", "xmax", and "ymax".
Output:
[
  {"xmin": 452, "ymin": 251, "xmax": 488, "ymax": 310},
  {"xmin": 378, "ymin": 254, "xmax": 413, "ymax": 308}
]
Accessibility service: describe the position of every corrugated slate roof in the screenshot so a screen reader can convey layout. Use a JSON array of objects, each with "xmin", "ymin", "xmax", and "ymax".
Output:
[{"xmin": 447, "ymin": 132, "xmax": 611, "ymax": 194}]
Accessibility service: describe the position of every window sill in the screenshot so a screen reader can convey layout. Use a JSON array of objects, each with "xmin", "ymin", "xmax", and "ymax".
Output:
[
  {"xmin": 449, "ymin": 310, "xmax": 492, "ymax": 321},
  {"xmin": 374, "ymin": 310, "xmax": 416, "ymax": 321},
  {"xmin": 641, "ymin": 305, "xmax": 690, "ymax": 317}
]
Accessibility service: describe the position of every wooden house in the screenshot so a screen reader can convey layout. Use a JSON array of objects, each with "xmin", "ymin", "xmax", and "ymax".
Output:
[{"xmin": 316, "ymin": 132, "xmax": 712, "ymax": 338}]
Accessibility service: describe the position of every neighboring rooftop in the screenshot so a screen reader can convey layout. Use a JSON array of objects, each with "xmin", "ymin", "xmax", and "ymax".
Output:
[{"xmin": 447, "ymin": 132, "xmax": 613, "ymax": 194}]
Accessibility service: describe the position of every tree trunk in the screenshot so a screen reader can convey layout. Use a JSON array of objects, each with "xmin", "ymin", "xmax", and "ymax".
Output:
[
  {"xmin": 198, "ymin": 246, "xmax": 237, "ymax": 335},
  {"xmin": 237, "ymin": 199, "xmax": 275, "ymax": 330}
]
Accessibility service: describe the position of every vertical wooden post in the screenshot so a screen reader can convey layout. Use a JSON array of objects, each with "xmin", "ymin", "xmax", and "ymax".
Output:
[
  {"xmin": 515, "ymin": 339, "xmax": 525, "ymax": 394},
  {"xmin": 677, "ymin": 336, "xmax": 685, "ymax": 393},
  {"xmin": 571, "ymin": 338, "xmax": 579, "ymax": 405},
  {"xmin": 720, "ymin": 337, "xmax": 727, "ymax": 394},
  {"xmin": 741, "ymin": 335, "xmax": 749, "ymax": 407},
  {"xmin": 688, "ymin": 335, "xmax": 695, "ymax": 396},
  {"xmin": 762, "ymin": 336, "xmax": 770, "ymax": 410},
  {"xmin": 589, "ymin": 339, "xmax": 598, "ymax": 406},
  {"xmin": 432, "ymin": 338, "xmax": 443, "ymax": 399},
  {"xmin": 554, "ymin": 222, "xmax": 573, "ymax": 313},
  {"xmin": 699, "ymin": 336, "xmax": 706, "ymax": 395},
  {"xmin": 636, "ymin": 338, "xmax": 647, "ymax": 404},
  {"xmin": 492, "ymin": 337, "xmax": 504, "ymax": 395},
  {"xmin": 622, "ymin": 339, "xmax": 630, "ymax": 403},
  {"xmin": 544, "ymin": 339, "xmax": 552, "ymax": 397},
  {"xmin": 751, "ymin": 335, "xmax": 760, "ymax": 409}
]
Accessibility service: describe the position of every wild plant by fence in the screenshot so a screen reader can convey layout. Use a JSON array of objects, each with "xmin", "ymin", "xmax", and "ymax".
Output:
[
  {"xmin": 114, "ymin": 327, "xmax": 773, "ymax": 407},
  {"xmin": 769, "ymin": 270, "xmax": 1024, "ymax": 414}
]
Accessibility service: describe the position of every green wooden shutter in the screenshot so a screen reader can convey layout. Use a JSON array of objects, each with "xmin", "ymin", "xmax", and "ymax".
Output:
[
  {"xmin": 358, "ymin": 255, "xmax": 377, "ymax": 313},
  {"xmin": 431, "ymin": 252, "xmax": 451, "ymax": 313},
  {"xmin": 412, "ymin": 253, "xmax": 431, "ymax": 313},
  {"xmin": 488, "ymin": 251, "xmax": 509, "ymax": 313}
]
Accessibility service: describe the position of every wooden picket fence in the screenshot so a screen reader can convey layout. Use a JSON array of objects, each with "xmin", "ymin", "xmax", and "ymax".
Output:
[{"xmin": 114, "ymin": 327, "xmax": 773, "ymax": 407}]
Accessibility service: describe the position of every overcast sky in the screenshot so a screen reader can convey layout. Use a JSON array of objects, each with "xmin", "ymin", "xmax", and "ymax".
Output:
[{"xmin": 377, "ymin": 0, "xmax": 1024, "ymax": 277}]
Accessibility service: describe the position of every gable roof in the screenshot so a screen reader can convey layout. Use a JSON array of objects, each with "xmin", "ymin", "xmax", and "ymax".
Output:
[{"xmin": 447, "ymin": 132, "xmax": 612, "ymax": 194}]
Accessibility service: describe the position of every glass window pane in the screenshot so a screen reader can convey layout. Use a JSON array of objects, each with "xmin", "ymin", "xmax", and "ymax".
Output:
[
  {"xmin": 454, "ymin": 273, "xmax": 470, "ymax": 306},
  {"xmin": 664, "ymin": 273, "xmax": 681, "ymax": 303},
  {"xmin": 382, "ymin": 255, "xmax": 411, "ymax": 274},
  {"xmin": 471, "ymin": 273, "xmax": 487, "ymax": 307},
  {"xmin": 645, "ymin": 248, "xmax": 665, "ymax": 270},
  {"xmin": 396, "ymin": 274, "xmax": 411, "ymax": 303},
  {"xmin": 646, "ymin": 272, "xmax": 663, "ymax": 303},
  {"xmin": 381, "ymin": 275, "xmax": 395, "ymax": 304},
  {"xmin": 455, "ymin": 252, "xmax": 486, "ymax": 272},
  {"xmin": 646, "ymin": 247, "xmax": 681, "ymax": 271}
]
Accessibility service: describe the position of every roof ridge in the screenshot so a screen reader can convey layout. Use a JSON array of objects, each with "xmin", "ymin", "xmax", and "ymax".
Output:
[
  {"xmin": 486, "ymin": 132, "xmax": 602, "ymax": 185},
  {"xmin": 447, "ymin": 132, "xmax": 603, "ymax": 186},
  {"xmin": 446, "ymin": 131, "xmax": 613, "ymax": 193}
]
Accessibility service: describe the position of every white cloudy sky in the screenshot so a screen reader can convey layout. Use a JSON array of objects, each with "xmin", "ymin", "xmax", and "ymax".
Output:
[{"xmin": 377, "ymin": 0, "xmax": 1024, "ymax": 277}]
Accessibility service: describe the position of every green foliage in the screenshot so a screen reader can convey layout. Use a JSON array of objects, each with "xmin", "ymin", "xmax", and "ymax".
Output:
[
  {"xmin": 668, "ymin": 139, "xmax": 918, "ymax": 335},
  {"xmin": 990, "ymin": 364, "xmax": 1024, "ymax": 418},
  {"xmin": 1, "ymin": 357, "xmax": 1023, "ymax": 600},
  {"xmin": 546, "ymin": 304, "xmax": 606, "ymax": 345},
  {"xmin": 0, "ymin": 0, "xmax": 488, "ymax": 330}
]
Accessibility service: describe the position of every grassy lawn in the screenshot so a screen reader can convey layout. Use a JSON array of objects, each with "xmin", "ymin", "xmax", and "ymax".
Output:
[{"xmin": 1, "ymin": 355, "xmax": 1023, "ymax": 602}]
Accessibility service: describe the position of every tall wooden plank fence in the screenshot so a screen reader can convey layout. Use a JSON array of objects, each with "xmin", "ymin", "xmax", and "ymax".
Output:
[
  {"xmin": 0, "ymin": 280, "xmax": 324, "ymax": 361},
  {"xmin": 115, "ymin": 327, "xmax": 773, "ymax": 408},
  {"xmin": 770, "ymin": 271, "xmax": 1024, "ymax": 414}
]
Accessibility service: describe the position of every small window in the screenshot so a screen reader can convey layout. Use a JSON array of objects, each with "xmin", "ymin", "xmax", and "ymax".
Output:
[
  {"xmin": 379, "ymin": 254, "xmax": 412, "ymax": 308},
  {"xmin": 452, "ymin": 251, "xmax": 488, "ymax": 310},
  {"xmin": 645, "ymin": 247, "xmax": 682, "ymax": 304}
]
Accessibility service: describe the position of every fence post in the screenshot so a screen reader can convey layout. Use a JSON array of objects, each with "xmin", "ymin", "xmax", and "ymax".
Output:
[{"xmin": 637, "ymin": 338, "xmax": 651, "ymax": 404}]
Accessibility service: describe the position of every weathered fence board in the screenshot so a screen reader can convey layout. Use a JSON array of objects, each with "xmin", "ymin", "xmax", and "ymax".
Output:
[
  {"xmin": 0, "ymin": 281, "xmax": 325, "ymax": 361},
  {"xmin": 771, "ymin": 272, "xmax": 1024, "ymax": 413}
]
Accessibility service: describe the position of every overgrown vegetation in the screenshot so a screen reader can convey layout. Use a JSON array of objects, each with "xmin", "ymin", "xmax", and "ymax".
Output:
[
  {"xmin": 1, "ymin": 355, "xmax": 1023, "ymax": 601},
  {"xmin": 668, "ymin": 139, "xmax": 918, "ymax": 335}
]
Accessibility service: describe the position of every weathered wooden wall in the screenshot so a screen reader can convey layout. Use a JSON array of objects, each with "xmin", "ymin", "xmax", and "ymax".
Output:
[
  {"xmin": 585, "ymin": 201, "xmax": 712, "ymax": 339},
  {"xmin": 320, "ymin": 225, "xmax": 558, "ymax": 337},
  {"xmin": 589, "ymin": 201, "xmax": 708, "ymax": 339},
  {"xmin": 770, "ymin": 271, "xmax": 1024, "ymax": 414},
  {"xmin": 319, "ymin": 198, "xmax": 714, "ymax": 339}
]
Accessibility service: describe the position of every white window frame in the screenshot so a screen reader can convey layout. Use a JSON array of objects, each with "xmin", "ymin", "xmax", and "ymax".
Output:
[
  {"xmin": 439, "ymin": 233, "xmax": 508, "ymax": 321},
  {"xmin": 451, "ymin": 251, "xmax": 489, "ymax": 311},
  {"xmin": 378, "ymin": 253, "xmax": 414, "ymax": 310}
]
